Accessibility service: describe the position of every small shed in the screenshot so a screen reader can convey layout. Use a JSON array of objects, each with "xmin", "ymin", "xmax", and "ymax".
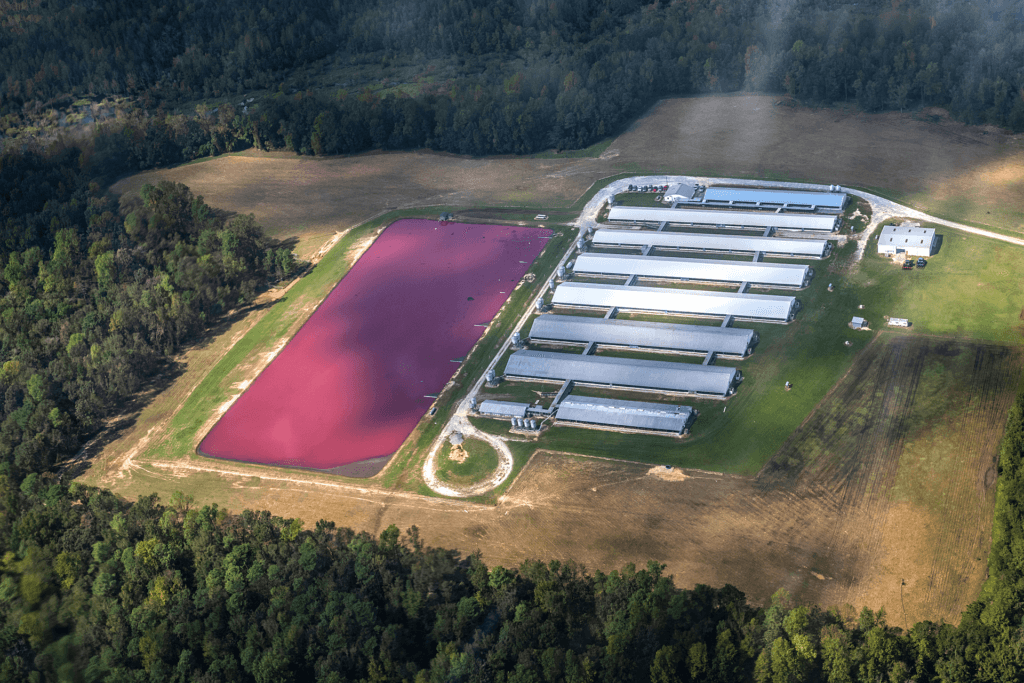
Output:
[
  {"xmin": 888, "ymin": 318, "xmax": 910, "ymax": 327},
  {"xmin": 850, "ymin": 316, "xmax": 867, "ymax": 330}
]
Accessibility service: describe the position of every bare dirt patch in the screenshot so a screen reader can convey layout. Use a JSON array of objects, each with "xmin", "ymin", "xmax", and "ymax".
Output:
[{"xmin": 648, "ymin": 465, "xmax": 690, "ymax": 482}]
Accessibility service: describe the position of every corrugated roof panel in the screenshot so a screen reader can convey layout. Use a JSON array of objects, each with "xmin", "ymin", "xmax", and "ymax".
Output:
[
  {"xmin": 551, "ymin": 282, "xmax": 796, "ymax": 321},
  {"xmin": 703, "ymin": 187, "xmax": 846, "ymax": 208},
  {"xmin": 607, "ymin": 206, "xmax": 838, "ymax": 231},
  {"xmin": 477, "ymin": 400, "xmax": 530, "ymax": 418},
  {"xmin": 557, "ymin": 395, "xmax": 694, "ymax": 433},
  {"xmin": 574, "ymin": 253, "xmax": 811, "ymax": 287},
  {"xmin": 529, "ymin": 315, "xmax": 754, "ymax": 355},
  {"xmin": 879, "ymin": 225, "xmax": 936, "ymax": 239},
  {"xmin": 592, "ymin": 229, "xmax": 828, "ymax": 258},
  {"xmin": 504, "ymin": 349, "xmax": 737, "ymax": 396}
]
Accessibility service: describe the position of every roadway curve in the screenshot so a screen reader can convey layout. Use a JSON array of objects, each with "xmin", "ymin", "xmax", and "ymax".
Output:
[
  {"xmin": 421, "ymin": 407, "xmax": 519, "ymax": 498},
  {"xmin": 422, "ymin": 174, "xmax": 1023, "ymax": 497}
]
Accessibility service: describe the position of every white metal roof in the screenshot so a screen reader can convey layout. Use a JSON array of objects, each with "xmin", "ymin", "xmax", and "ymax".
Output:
[
  {"xmin": 557, "ymin": 395, "xmax": 695, "ymax": 433},
  {"xmin": 552, "ymin": 282, "xmax": 797, "ymax": 321},
  {"xmin": 592, "ymin": 229, "xmax": 829, "ymax": 258},
  {"xmin": 878, "ymin": 224, "xmax": 936, "ymax": 247},
  {"xmin": 703, "ymin": 187, "xmax": 846, "ymax": 209},
  {"xmin": 477, "ymin": 400, "xmax": 529, "ymax": 418},
  {"xmin": 574, "ymin": 252, "xmax": 811, "ymax": 288},
  {"xmin": 505, "ymin": 349, "xmax": 737, "ymax": 396},
  {"xmin": 529, "ymin": 314, "xmax": 755, "ymax": 355},
  {"xmin": 663, "ymin": 182, "xmax": 697, "ymax": 203},
  {"xmin": 607, "ymin": 206, "xmax": 838, "ymax": 231}
]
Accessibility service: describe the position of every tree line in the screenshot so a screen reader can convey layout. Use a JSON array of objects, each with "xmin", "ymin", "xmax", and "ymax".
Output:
[
  {"xmin": 4, "ymin": 384, "xmax": 1024, "ymax": 683},
  {"xmin": 0, "ymin": 147, "xmax": 295, "ymax": 481},
  {"xmin": 3, "ymin": 0, "xmax": 1024, "ymax": 162}
]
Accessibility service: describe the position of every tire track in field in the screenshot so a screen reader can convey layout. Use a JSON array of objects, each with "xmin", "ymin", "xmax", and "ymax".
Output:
[
  {"xmin": 805, "ymin": 340, "xmax": 917, "ymax": 596},
  {"xmin": 849, "ymin": 339, "xmax": 927, "ymax": 592},
  {"xmin": 923, "ymin": 345, "xmax": 1021, "ymax": 618},
  {"xmin": 928, "ymin": 347, "xmax": 989, "ymax": 600},
  {"xmin": 758, "ymin": 337, "xmax": 939, "ymax": 603}
]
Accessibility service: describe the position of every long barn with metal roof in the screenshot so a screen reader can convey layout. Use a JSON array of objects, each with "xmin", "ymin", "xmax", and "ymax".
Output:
[
  {"xmin": 556, "ymin": 396, "xmax": 696, "ymax": 434},
  {"xmin": 592, "ymin": 229, "xmax": 831, "ymax": 259},
  {"xmin": 552, "ymin": 282, "xmax": 798, "ymax": 322},
  {"xmin": 701, "ymin": 187, "xmax": 847, "ymax": 211},
  {"xmin": 574, "ymin": 253, "xmax": 813, "ymax": 288},
  {"xmin": 607, "ymin": 206, "xmax": 839, "ymax": 232},
  {"xmin": 477, "ymin": 400, "xmax": 529, "ymax": 418},
  {"xmin": 504, "ymin": 350, "xmax": 739, "ymax": 397},
  {"xmin": 529, "ymin": 315, "xmax": 757, "ymax": 357}
]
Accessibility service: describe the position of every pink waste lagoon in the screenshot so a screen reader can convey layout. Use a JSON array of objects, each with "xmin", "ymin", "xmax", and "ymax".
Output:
[{"xmin": 198, "ymin": 219, "xmax": 552, "ymax": 476}]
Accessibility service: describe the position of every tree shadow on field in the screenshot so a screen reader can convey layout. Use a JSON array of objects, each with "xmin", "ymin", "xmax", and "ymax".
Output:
[
  {"xmin": 60, "ymin": 301, "xmax": 274, "ymax": 481},
  {"xmin": 188, "ymin": 299, "xmax": 275, "ymax": 352},
  {"xmin": 59, "ymin": 357, "xmax": 186, "ymax": 482},
  {"xmin": 272, "ymin": 236, "xmax": 300, "ymax": 252}
]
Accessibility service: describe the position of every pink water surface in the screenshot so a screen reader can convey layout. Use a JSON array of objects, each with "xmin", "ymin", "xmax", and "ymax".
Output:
[{"xmin": 198, "ymin": 219, "xmax": 551, "ymax": 470}]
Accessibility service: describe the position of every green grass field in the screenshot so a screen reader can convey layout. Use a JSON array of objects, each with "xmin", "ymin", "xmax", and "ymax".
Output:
[
  {"xmin": 850, "ymin": 222, "xmax": 1024, "ymax": 344},
  {"xmin": 435, "ymin": 438, "xmax": 500, "ymax": 486}
]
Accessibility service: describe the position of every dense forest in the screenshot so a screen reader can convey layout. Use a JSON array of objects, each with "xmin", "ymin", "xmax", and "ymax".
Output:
[
  {"xmin": 2, "ymin": 0, "xmax": 1024, "ymax": 162},
  {"xmin": 0, "ymin": 147, "xmax": 295, "ymax": 480},
  {"xmin": 1, "ymin": 384, "xmax": 1024, "ymax": 682}
]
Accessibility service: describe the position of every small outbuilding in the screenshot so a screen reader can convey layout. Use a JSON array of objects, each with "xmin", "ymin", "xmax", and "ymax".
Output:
[
  {"xmin": 877, "ymin": 222, "xmax": 937, "ymax": 258},
  {"xmin": 850, "ymin": 316, "xmax": 868, "ymax": 330}
]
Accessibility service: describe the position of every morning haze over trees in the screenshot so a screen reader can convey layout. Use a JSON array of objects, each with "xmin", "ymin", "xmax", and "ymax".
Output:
[
  {"xmin": 2, "ymin": 0, "xmax": 1024, "ymax": 680},
  {"xmin": 1, "ymin": 0, "xmax": 1023, "ymax": 162}
]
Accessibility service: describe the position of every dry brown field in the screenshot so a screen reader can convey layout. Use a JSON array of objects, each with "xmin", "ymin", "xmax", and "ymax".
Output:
[
  {"xmin": 86, "ymin": 94, "xmax": 1024, "ymax": 622},
  {"xmin": 83, "ymin": 334, "xmax": 1020, "ymax": 624},
  {"xmin": 613, "ymin": 96, "xmax": 1024, "ymax": 233},
  {"xmin": 111, "ymin": 94, "xmax": 1024, "ymax": 261},
  {"xmin": 110, "ymin": 150, "xmax": 613, "ymax": 259}
]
